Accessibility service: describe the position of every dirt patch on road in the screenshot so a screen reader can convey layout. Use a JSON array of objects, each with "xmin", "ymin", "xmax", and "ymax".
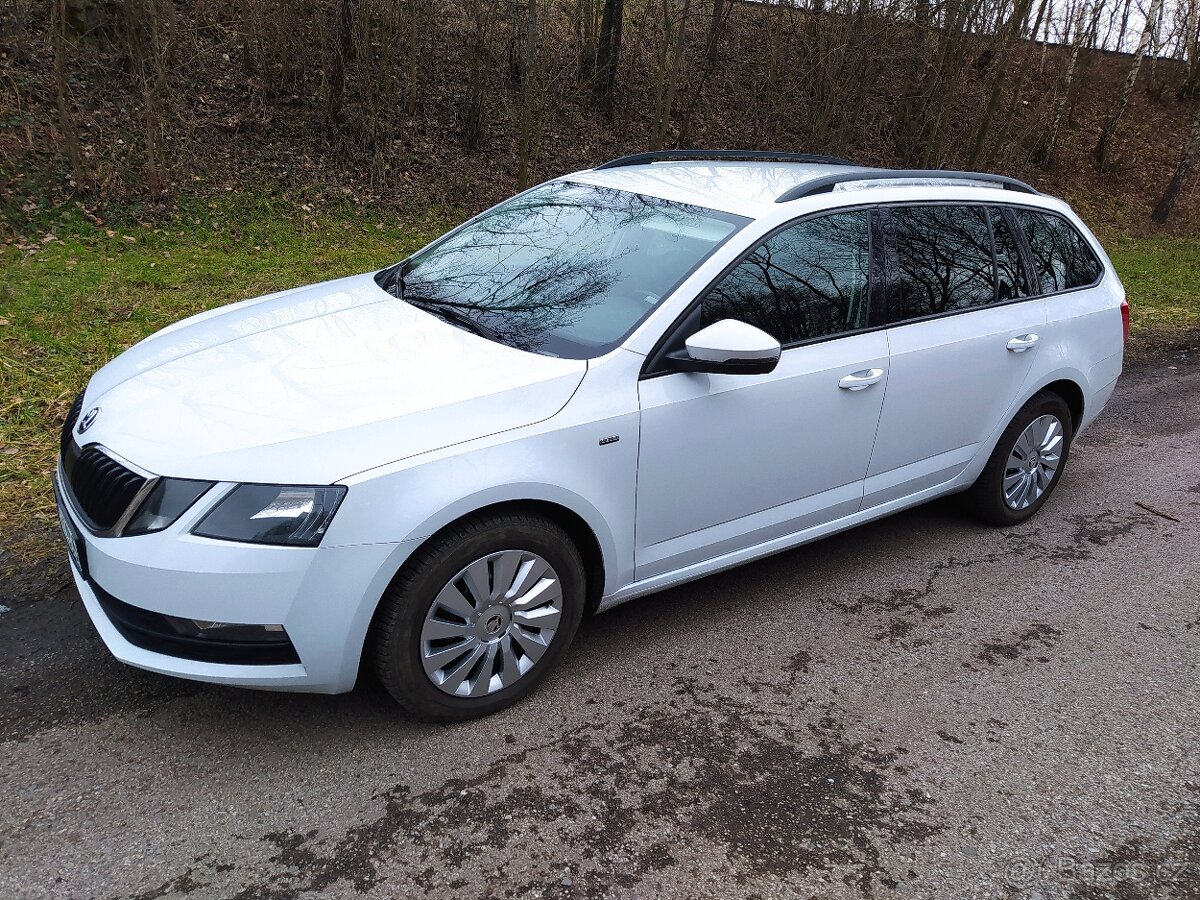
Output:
[{"xmin": 141, "ymin": 688, "xmax": 941, "ymax": 899}]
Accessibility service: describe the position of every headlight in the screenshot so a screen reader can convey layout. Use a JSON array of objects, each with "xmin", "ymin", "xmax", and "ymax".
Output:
[
  {"xmin": 193, "ymin": 484, "xmax": 347, "ymax": 547},
  {"xmin": 125, "ymin": 478, "xmax": 216, "ymax": 535}
]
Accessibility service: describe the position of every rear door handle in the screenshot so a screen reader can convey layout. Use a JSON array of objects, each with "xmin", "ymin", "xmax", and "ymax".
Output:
[
  {"xmin": 838, "ymin": 368, "xmax": 885, "ymax": 391},
  {"xmin": 1007, "ymin": 333, "xmax": 1040, "ymax": 352}
]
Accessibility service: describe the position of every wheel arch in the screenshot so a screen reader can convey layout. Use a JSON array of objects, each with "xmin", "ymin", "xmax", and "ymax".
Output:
[
  {"xmin": 399, "ymin": 489, "xmax": 614, "ymax": 616},
  {"xmin": 1036, "ymin": 377, "xmax": 1086, "ymax": 432}
]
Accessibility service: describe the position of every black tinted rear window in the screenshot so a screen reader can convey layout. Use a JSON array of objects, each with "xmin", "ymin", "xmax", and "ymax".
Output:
[{"xmin": 1014, "ymin": 209, "xmax": 1103, "ymax": 293}]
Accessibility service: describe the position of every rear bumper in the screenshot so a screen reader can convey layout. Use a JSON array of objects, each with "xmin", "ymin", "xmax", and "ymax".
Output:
[{"xmin": 60, "ymin": 482, "xmax": 409, "ymax": 693}]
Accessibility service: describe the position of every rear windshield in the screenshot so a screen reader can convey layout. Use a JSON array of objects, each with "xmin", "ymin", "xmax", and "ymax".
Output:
[{"xmin": 378, "ymin": 181, "xmax": 746, "ymax": 359}]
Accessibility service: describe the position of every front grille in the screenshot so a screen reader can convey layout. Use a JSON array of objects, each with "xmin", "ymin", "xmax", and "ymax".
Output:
[
  {"xmin": 92, "ymin": 581, "xmax": 301, "ymax": 665},
  {"xmin": 60, "ymin": 391, "xmax": 84, "ymax": 457},
  {"xmin": 63, "ymin": 444, "xmax": 149, "ymax": 532}
]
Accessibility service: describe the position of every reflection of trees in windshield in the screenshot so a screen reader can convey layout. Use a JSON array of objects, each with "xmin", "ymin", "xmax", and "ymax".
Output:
[
  {"xmin": 400, "ymin": 182, "xmax": 740, "ymax": 357},
  {"xmin": 892, "ymin": 205, "xmax": 995, "ymax": 316},
  {"xmin": 702, "ymin": 211, "xmax": 870, "ymax": 344}
]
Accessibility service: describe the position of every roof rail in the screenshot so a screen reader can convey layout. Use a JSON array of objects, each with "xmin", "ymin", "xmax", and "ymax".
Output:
[
  {"xmin": 595, "ymin": 149, "xmax": 856, "ymax": 170},
  {"xmin": 775, "ymin": 168, "xmax": 1040, "ymax": 203}
]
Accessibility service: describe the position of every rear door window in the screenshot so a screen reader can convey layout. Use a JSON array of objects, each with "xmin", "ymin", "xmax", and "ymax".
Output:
[
  {"xmin": 1014, "ymin": 209, "xmax": 1103, "ymax": 293},
  {"xmin": 888, "ymin": 205, "xmax": 994, "ymax": 319}
]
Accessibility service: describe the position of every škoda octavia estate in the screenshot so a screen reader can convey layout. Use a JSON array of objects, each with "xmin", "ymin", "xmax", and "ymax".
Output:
[{"xmin": 56, "ymin": 151, "xmax": 1126, "ymax": 719}]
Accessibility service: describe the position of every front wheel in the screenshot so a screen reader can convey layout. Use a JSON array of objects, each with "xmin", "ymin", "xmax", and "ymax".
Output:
[
  {"xmin": 371, "ymin": 510, "xmax": 586, "ymax": 721},
  {"xmin": 965, "ymin": 391, "xmax": 1074, "ymax": 527}
]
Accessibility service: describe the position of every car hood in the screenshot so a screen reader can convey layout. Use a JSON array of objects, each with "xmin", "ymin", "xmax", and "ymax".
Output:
[{"xmin": 81, "ymin": 272, "xmax": 587, "ymax": 483}]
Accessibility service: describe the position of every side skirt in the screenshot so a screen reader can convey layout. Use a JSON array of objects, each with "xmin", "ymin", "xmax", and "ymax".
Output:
[{"xmin": 597, "ymin": 476, "xmax": 969, "ymax": 613}]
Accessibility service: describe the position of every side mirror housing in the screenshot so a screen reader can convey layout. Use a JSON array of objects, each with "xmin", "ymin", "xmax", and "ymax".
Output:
[{"xmin": 667, "ymin": 319, "xmax": 782, "ymax": 375}]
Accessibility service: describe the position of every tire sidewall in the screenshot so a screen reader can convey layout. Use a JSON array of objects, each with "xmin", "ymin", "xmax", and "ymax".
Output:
[
  {"xmin": 979, "ymin": 393, "xmax": 1075, "ymax": 526},
  {"xmin": 375, "ymin": 515, "xmax": 586, "ymax": 720}
]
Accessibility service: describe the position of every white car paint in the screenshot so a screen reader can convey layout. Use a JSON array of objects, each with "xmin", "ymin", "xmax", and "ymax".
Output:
[{"xmin": 58, "ymin": 160, "xmax": 1125, "ymax": 694}]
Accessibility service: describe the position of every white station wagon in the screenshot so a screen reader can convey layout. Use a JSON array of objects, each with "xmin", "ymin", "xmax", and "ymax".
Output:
[{"xmin": 56, "ymin": 151, "xmax": 1127, "ymax": 719}]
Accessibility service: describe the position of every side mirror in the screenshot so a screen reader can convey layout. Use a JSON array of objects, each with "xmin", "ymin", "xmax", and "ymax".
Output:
[{"xmin": 667, "ymin": 319, "xmax": 781, "ymax": 375}]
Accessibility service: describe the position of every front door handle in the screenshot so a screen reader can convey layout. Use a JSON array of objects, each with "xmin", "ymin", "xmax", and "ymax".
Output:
[
  {"xmin": 1007, "ymin": 333, "xmax": 1040, "ymax": 352},
  {"xmin": 838, "ymin": 368, "xmax": 885, "ymax": 391}
]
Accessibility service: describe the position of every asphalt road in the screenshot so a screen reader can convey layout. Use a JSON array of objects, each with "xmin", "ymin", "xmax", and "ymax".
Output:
[{"xmin": 2, "ymin": 350, "xmax": 1198, "ymax": 900}]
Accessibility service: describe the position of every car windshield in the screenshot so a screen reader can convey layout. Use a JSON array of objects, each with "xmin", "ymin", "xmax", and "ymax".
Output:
[{"xmin": 379, "ymin": 181, "xmax": 746, "ymax": 358}]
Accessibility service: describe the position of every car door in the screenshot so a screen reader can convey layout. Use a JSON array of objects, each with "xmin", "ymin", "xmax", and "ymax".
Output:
[
  {"xmin": 634, "ymin": 209, "xmax": 890, "ymax": 581},
  {"xmin": 864, "ymin": 204, "xmax": 1046, "ymax": 508}
]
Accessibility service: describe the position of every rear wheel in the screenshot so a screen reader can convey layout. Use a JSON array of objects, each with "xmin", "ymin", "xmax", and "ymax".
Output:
[
  {"xmin": 965, "ymin": 391, "xmax": 1074, "ymax": 527},
  {"xmin": 371, "ymin": 510, "xmax": 585, "ymax": 721}
]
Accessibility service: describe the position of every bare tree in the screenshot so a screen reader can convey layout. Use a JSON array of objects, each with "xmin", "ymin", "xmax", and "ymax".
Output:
[
  {"xmin": 325, "ymin": 0, "xmax": 353, "ymax": 126},
  {"xmin": 705, "ymin": 0, "xmax": 726, "ymax": 65},
  {"xmin": 405, "ymin": 0, "xmax": 423, "ymax": 116},
  {"xmin": 1095, "ymin": 0, "xmax": 1164, "ymax": 169},
  {"xmin": 969, "ymin": 0, "xmax": 1037, "ymax": 165},
  {"xmin": 649, "ymin": 0, "xmax": 692, "ymax": 150},
  {"xmin": 1181, "ymin": 0, "xmax": 1200, "ymax": 97},
  {"xmin": 516, "ymin": 0, "xmax": 539, "ymax": 187},
  {"xmin": 1044, "ymin": 0, "xmax": 1104, "ymax": 161},
  {"xmin": 51, "ymin": 0, "xmax": 88, "ymax": 192},
  {"xmin": 464, "ymin": 0, "xmax": 501, "ymax": 149},
  {"xmin": 1151, "ymin": 101, "xmax": 1200, "ymax": 223},
  {"xmin": 595, "ymin": 0, "xmax": 624, "ymax": 113},
  {"xmin": 575, "ymin": 0, "xmax": 599, "ymax": 76},
  {"xmin": 124, "ymin": 0, "xmax": 173, "ymax": 197}
]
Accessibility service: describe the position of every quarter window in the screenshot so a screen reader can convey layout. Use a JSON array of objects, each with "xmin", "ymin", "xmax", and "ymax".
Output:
[
  {"xmin": 1014, "ymin": 209, "xmax": 1103, "ymax": 293},
  {"xmin": 889, "ymin": 205, "xmax": 994, "ymax": 318},
  {"xmin": 701, "ymin": 211, "xmax": 871, "ymax": 345}
]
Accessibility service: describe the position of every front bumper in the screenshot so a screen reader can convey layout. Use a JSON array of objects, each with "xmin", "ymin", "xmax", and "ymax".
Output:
[{"xmin": 58, "ymin": 475, "xmax": 406, "ymax": 693}]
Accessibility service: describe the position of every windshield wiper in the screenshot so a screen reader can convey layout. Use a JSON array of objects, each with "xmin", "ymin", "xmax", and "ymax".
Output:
[
  {"xmin": 384, "ymin": 260, "xmax": 409, "ymax": 299},
  {"xmin": 404, "ymin": 296, "xmax": 502, "ymax": 343}
]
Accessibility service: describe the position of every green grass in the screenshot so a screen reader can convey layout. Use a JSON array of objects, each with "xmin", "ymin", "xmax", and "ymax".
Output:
[
  {"xmin": 0, "ymin": 191, "xmax": 451, "ymax": 562},
  {"xmin": 1, "ymin": 193, "xmax": 1197, "ymax": 565},
  {"xmin": 1106, "ymin": 234, "xmax": 1200, "ymax": 337}
]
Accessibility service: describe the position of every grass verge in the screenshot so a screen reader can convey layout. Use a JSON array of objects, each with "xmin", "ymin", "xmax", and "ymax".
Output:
[{"xmin": 1106, "ymin": 234, "xmax": 1200, "ymax": 338}]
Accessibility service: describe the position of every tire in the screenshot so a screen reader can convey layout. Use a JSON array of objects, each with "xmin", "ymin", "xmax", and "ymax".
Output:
[
  {"xmin": 964, "ymin": 391, "xmax": 1074, "ymax": 527},
  {"xmin": 371, "ymin": 510, "xmax": 586, "ymax": 721}
]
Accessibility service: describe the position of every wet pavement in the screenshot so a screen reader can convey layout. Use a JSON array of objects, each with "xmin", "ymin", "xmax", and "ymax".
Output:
[{"xmin": 1, "ymin": 350, "xmax": 1198, "ymax": 899}]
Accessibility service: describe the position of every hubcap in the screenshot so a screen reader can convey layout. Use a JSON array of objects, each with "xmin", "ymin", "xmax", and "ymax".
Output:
[
  {"xmin": 420, "ymin": 550, "xmax": 563, "ymax": 698},
  {"xmin": 1003, "ymin": 414, "xmax": 1064, "ymax": 510}
]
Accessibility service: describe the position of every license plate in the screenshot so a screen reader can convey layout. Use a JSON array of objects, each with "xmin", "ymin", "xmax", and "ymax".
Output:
[{"xmin": 54, "ymin": 476, "xmax": 88, "ymax": 580}]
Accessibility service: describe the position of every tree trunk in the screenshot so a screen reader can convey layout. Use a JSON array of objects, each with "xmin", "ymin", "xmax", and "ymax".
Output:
[
  {"xmin": 516, "ymin": 0, "xmax": 538, "ymax": 187},
  {"xmin": 1039, "ymin": 0, "xmax": 1053, "ymax": 73},
  {"xmin": 969, "ymin": 0, "xmax": 1035, "ymax": 166},
  {"xmin": 1115, "ymin": 0, "xmax": 1133, "ymax": 50},
  {"xmin": 705, "ymin": 0, "xmax": 725, "ymax": 66},
  {"xmin": 650, "ymin": 0, "xmax": 691, "ymax": 150},
  {"xmin": 124, "ymin": 0, "xmax": 171, "ymax": 197},
  {"xmin": 576, "ymin": 0, "xmax": 597, "ymax": 76},
  {"xmin": 595, "ymin": 0, "xmax": 624, "ymax": 113},
  {"xmin": 52, "ymin": 0, "xmax": 88, "ymax": 192},
  {"xmin": 1151, "ymin": 102, "xmax": 1200, "ymax": 224},
  {"xmin": 1181, "ymin": 0, "xmax": 1199, "ymax": 98},
  {"xmin": 406, "ymin": 0, "xmax": 421, "ymax": 116},
  {"xmin": 326, "ymin": 0, "xmax": 353, "ymax": 125},
  {"xmin": 463, "ymin": 0, "xmax": 496, "ymax": 149},
  {"xmin": 1045, "ymin": 0, "xmax": 1101, "ymax": 161},
  {"xmin": 1095, "ymin": 0, "xmax": 1162, "ymax": 169}
]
